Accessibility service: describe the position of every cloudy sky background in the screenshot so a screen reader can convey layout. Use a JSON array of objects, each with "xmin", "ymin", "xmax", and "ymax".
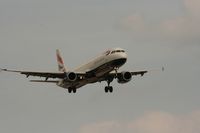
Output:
[{"xmin": 0, "ymin": 0, "xmax": 200, "ymax": 133}]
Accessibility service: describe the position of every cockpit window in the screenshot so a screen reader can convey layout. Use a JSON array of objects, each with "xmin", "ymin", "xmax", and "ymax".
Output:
[
  {"xmin": 111, "ymin": 50, "xmax": 125, "ymax": 54},
  {"xmin": 104, "ymin": 50, "xmax": 111, "ymax": 56},
  {"xmin": 103, "ymin": 49, "xmax": 125, "ymax": 56}
]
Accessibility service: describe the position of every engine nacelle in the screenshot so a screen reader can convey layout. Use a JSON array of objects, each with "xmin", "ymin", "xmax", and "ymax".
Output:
[
  {"xmin": 65, "ymin": 72, "xmax": 77, "ymax": 82},
  {"xmin": 117, "ymin": 71, "xmax": 132, "ymax": 84}
]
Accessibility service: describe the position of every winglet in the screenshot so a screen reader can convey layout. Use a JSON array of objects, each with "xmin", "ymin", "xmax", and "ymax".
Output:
[{"xmin": 56, "ymin": 49, "xmax": 67, "ymax": 72}]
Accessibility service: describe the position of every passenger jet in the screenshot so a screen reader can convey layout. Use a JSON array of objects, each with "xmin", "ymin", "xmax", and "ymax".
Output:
[{"xmin": 1, "ymin": 48, "xmax": 151, "ymax": 93}]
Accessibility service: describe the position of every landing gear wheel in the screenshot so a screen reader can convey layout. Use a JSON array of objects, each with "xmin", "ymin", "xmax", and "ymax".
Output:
[
  {"xmin": 68, "ymin": 87, "xmax": 76, "ymax": 93},
  {"xmin": 109, "ymin": 86, "xmax": 113, "ymax": 93},
  {"xmin": 68, "ymin": 89, "xmax": 72, "ymax": 93},
  {"xmin": 72, "ymin": 88, "xmax": 77, "ymax": 93},
  {"xmin": 105, "ymin": 86, "xmax": 113, "ymax": 93},
  {"xmin": 105, "ymin": 86, "xmax": 109, "ymax": 93}
]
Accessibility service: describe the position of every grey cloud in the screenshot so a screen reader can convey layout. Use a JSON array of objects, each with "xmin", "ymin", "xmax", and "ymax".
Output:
[
  {"xmin": 80, "ymin": 111, "xmax": 200, "ymax": 133},
  {"xmin": 118, "ymin": 0, "xmax": 200, "ymax": 45}
]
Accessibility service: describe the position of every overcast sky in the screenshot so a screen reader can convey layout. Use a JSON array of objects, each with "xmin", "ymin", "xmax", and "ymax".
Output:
[{"xmin": 0, "ymin": 0, "xmax": 200, "ymax": 133}]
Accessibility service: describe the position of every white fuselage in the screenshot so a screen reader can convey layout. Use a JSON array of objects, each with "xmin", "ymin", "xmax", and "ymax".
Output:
[{"xmin": 57, "ymin": 48, "xmax": 127, "ymax": 89}]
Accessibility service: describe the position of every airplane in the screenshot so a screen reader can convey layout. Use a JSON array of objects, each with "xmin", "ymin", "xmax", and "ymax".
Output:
[{"xmin": 0, "ymin": 47, "xmax": 154, "ymax": 93}]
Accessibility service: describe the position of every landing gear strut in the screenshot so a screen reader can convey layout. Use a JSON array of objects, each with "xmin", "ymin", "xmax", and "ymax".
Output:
[{"xmin": 114, "ymin": 67, "xmax": 119, "ymax": 78}]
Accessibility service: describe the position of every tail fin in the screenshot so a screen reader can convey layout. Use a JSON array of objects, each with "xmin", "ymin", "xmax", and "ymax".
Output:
[{"xmin": 56, "ymin": 49, "xmax": 67, "ymax": 72}]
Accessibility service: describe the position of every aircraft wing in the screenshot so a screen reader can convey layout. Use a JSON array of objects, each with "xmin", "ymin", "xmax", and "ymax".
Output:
[
  {"xmin": 30, "ymin": 80, "xmax": 59, "ymax": 83},
  {"xmin": 1, "ymin": 68, "xmax": 87, "ymax": 79},
  {"xmin": 130, "ymin": 67, "xmax": 164, "ymax": 76},
  {"xmin": 106, "ymin": 67, "xmax": 164, "ymax": 81},
  {"xmin": 131, "ymin": 71, "xmax": 148, "ymax": 76},
  {"xmin": 0, "ymin": 68, "xmax": 66, "ymax": 79},
  {"xmin": 103, "ymin": 71, "xmax": 149, "ymax": 80}
]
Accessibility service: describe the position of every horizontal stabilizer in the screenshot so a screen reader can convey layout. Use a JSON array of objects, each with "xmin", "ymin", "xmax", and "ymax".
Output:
[{"xmin": 30, "ymin": 80, "xmax": 59, "ymax": 83}]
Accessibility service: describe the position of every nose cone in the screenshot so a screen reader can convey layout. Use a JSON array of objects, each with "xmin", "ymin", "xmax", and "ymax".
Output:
[
  {"xmin": 111, "ymin": 52, "xmax": 127, "ymax": 67},
  {"xmin": 121, "ymin": 52, "xmax": 127, "ymax": 59},
  {"xmin": 115, "ymin": 52, "xmax": 127, "ymax": 60}
]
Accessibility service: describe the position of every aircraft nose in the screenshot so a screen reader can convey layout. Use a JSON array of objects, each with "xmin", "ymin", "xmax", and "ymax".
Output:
[
  {"xmin": 113, "ymin": 52, "xmax": 127, "ymax": 66},
  {"xmin": 121, "ymin": 52, "xmax": 127, "ymax": 59}
]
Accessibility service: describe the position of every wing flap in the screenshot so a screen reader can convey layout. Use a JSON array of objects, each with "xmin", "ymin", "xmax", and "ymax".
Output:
[{"xmin": 30, "ymin": 80, "xmax": 59, "ymax": 83}]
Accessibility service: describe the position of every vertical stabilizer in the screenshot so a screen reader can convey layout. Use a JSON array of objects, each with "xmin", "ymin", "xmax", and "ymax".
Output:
[{"xmin": 56, "ymin": 49, "xmax": 67, "ymax": 72}]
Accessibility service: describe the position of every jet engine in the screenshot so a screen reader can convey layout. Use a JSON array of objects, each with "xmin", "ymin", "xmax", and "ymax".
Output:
[
  {"xmin": 117, "ymin": 71, "xmax": 132, "ymax": 84},
  {"xmin": 65, "ymin": 72, "xmax": 77, "ymax": 82}
]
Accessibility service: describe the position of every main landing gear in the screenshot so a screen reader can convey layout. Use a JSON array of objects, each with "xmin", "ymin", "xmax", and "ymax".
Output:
[
  {"xmin": 105, "ymin": 86, "xmax": 113, "ymax": 93},
  {"xmin": 104, "ymin": 67, "xmax": 118, "ymax": 93},
  {"xmin": 105, "ymin": 79, "xmax": 113, "ymax": 93},
  {"xmin": 68, "ymin": 87, "xmax": 76, "ymax": 93}
]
